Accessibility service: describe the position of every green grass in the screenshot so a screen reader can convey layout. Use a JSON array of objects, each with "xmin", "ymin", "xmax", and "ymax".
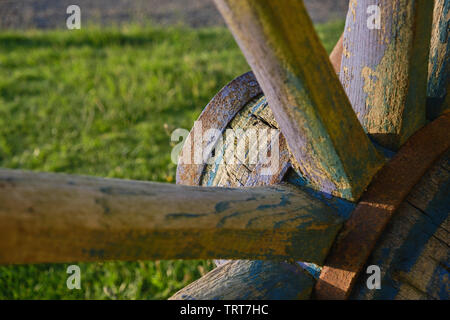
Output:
[{"xmin": 0, "ymin": 21, "xmax": 343, "ymax": 299}]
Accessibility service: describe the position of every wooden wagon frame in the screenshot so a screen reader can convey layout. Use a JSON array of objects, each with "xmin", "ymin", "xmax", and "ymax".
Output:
[{"xmin": 0, "ymin": 0, "xmax": 449, "ymax": 300}]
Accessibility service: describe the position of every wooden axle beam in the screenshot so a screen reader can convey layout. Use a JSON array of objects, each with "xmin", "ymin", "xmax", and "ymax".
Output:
[{"xmin": 0, "ymin": 169, "xmax": 343, "ymax": 265}]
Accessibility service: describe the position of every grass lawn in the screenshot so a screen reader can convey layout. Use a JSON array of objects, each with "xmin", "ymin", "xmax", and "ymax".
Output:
[{"xmin": 0, "ymin": 21, "xmax": 343, "ymax": 299}]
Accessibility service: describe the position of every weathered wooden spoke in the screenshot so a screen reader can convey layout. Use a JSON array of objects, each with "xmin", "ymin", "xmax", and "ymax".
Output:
[
  {"xmin": 340, "ymin": 0, "xmax": 434, "ymax": 151},
  {"xmin": 427, "ymin": 0, "xmax": 450, "ymax": 120},
  {"xmin": 0, "ymin": 169, "xmax": 343, "ymax": 265},
  {"xmin": 170, "ymin": 260, "xmax": 314, "ymax": 300},
  {"xmin": 214, "ymin": 0, "xmax": 384, "ymax": 202}
]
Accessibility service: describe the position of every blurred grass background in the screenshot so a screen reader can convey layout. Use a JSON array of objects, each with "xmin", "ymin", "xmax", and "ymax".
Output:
[{"xmin": 0, "ymin": 20, "xmax": 343, "ymax": 299}]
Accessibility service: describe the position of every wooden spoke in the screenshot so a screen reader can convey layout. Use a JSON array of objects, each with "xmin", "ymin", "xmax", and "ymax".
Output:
[
  {"xmin": 340, "ymin": 0, "xmax": 434, "ymax": 150},
  {"xmin": 170, "ymin": 260, "xmax": 314, "ymax": 300},
  {"xmin": 0, "ymin": 169, "xmax": 343, "ymax": 265},
  {"xmin": 427, "ymin": 0, "xmax": 449, "ymax": 120},
  {"xmin": 213, "ymin": 0, "xmax": 384, "ymax": 201}
]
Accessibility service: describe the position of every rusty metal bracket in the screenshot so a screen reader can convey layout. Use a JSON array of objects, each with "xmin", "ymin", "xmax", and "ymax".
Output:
[{"xmin": 314, "ymin": 113, "xmax": 450, "ymax": 300}]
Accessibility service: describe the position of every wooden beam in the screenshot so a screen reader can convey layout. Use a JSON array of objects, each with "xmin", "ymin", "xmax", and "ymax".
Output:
[
  {"xmin": 170, "ymin": 260, "xmax": 314, "ymax": 300},
  {"xmin": 340, "ymin": 0, "xmax": 434, "ymax": 150},
  {"xmin": 427, "ymin": 0, "xmax": 449, "ymax": 120},
  {"xmin": 0, "ymin": 169, "xmax": 343, "ymax": 265},
  {"xmin": 214, "ymin": 0, "xmax": 384, "ymax": 201}
]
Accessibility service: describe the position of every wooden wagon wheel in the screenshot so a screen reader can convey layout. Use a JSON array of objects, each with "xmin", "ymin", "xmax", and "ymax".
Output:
[
  {"xmin": 0, "ymin": 0, "xmax": 448, "ymax": 300},
  {"xmin": 172, "ymin": 0, "xmax": 450, "ymax": 299}
]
